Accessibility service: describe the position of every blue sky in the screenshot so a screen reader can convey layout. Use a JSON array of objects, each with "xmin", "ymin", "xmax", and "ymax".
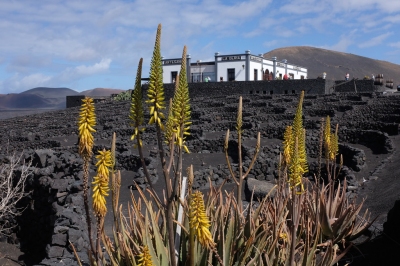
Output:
[{"xmin": 0, "ymin": 0, "xmax": 399, "ymax": 93}]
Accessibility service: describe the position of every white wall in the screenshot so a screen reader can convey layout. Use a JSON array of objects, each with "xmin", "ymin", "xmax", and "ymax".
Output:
[
  {"xmin": 162, "ymin": 65, "xmax": 180, "ymax": 83},
  {"xmin": 217, "ymin": 61, "xmax": 246, "ymax": 81},
  {"xmin": 249, "ymin": 61, "xmax": 263, "ymax": 81},
  {"xmin": 287, "ymin": 64, "xmax": 307, "ymax": 79}
]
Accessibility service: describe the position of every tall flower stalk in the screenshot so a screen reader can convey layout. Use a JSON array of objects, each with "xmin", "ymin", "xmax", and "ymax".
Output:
[
  {"xmin": 170, "ymin": 46, "xmax": 192, "ymax": 238},
  {"xmin": 130, "ymin": 58, "xmax": 161, "ymax": 205},
  {"xmin": 77, "ymin": 97, "xmax": 96, "ymax": 258},
  {"xmin": 189, "ymin": 191, "xmax": 214, "ymax": 266},
  {"xmin": 145, "ymin": 23, "xmax": 176, "ymax": 265},
  {"xmin": 92, "ymin": 149, "xmax": 112, "ymax": 264},
  {"xmin": 283, "ymin": 91, "xmax": 307, "ymax": 193}
]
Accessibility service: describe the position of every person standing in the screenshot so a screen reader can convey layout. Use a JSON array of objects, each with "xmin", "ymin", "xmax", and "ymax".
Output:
[{"xmin": 345, "ymin": 73, "xmax": 350, "ymax": 81}]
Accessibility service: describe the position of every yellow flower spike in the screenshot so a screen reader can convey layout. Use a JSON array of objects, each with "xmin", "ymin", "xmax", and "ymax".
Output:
[
  {"xmin": 147, "ymin": 24, "xmax": 166, "ymax": 128},
  {"xmin": 288, "ymin": 136, "xmax": 305, "ymax": 193},
  {"xmin": 92, "ymin": 149, "xmax": 112, "ymax": 217},
  {"xmin": 324, "ymin": 115, "xmax": 331, "ymax": 159},
  {"xmin": 137, "ymin": 245, "xmax": 153, "ymax": 266},
  {"xmin": 283, "ymin": 91, "xmax": 308, "ymax": 193},
  {"xmin": 129, "ymin": 58, "xmax": 145, "ymax": 147},
  {"xmin": 170, "ymin": 45, "xmax": 191, "ymax": 152},
  {"xmin": 189, "ymin": 191, "xmax": 214, "ymax": 248},
  {"xmin": 329, "ymin": 132, "xmax": 339, "ymax": 161},
  {"xmin": 165, "ymin": 98, "xmax": 176, "ymax": 145},
  {"xmin": 282, "ymin": 126, "xmax": 293, "ymax": 165},
  {"xmin": 78, "ymin": 97, "xmax": 96, "ymax": 158}
]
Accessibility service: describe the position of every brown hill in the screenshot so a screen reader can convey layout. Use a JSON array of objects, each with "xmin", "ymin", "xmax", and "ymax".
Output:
[
  {"xmin": 79, "ymin": 88, "xmax": 125, "ymax": 96},
  {"xmin": 264, "ymin": 46, "xmax": 400, "ymax": 86},
  {"xmin": 0, "ymin": 93, "xmax": 55, "ymax": 109},
  {"xmin": 0, "ymin": 87, "xmax": 124, "ymax": 110},
  {"xmin": 21, "ymin": 87, "xmax": 79, "ymax": 98}
]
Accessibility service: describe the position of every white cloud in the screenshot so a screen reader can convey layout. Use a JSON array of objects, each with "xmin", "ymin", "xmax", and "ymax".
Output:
[
  {"xmin": 325, "ymin": 30, "xmax": 358, "ymax": 52},
  {"xmin": 263, "ymin": 40, "xmax": 279, "ymax": 48},
  {"xmin": 359, "ymin": 32, "xmax": 393, "ymax": 48},
  {"xmin": 0, "ymin": 0, "xmax": 400, "ymax": 93},
  {"xmin": 75, "ymin": 58, "xmax": 111, "ymax": 75},
  {"xmin": 2, "ymin": 73, "xmax": 52, "ymax": 92},
  {"xmin": 389, "ymin": 42, "xmax": 400, "ymax": 48},
  {"xmin": 1, "ymin": 58, "xmax": 112, "ymax": 93}
]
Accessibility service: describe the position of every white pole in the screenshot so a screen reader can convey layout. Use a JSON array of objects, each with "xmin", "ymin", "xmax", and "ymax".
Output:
[{"xmin": 174, "ymin": 176, "xmax": 187, "ymax": 265}]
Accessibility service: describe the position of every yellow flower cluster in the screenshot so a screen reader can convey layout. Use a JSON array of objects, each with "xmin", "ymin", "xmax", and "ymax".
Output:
[
  {"xmin": 137, "ymin": 245, "xmax": 153, "ymax": 266},
  {"xmin": 146, "ymin": 24, "xmax": 165, "ymax": 130},
  {"xmin": 92, "ymin": 149, "xmax": 112, "ymax": 217},
  {"xmin": 170, "ymin": 46, "xmax": 191, "ymax": 153},
  {"xmin": 282, "ymin": 91, "xmax": 307, "ymax": 193},
  {"xmin": 129, "ymin": 58, "xmax": 145, "ymax": 147},
  {"xmin": 288, "ymin": 137, "xmax": 305, "ymax": 194},
  {"xmin": 282, "ymin": 125, "xmax": 293, "ymax": 165},
  {"xmin": 189, "ymin": 191, "xmax": 214, "ymax": 248},
  {"xmin": 78, "ymin": 97, "xmax": 96, "ymax": 157},
  {"xmin": 165, "ymin": 98, "xmax": 175, "ymax": 145},
  {"xmin": 324, "ymin": 116, "xmax": 339, "ymax": 161}
]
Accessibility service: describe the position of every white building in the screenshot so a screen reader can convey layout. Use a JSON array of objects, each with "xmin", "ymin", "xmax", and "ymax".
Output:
[{"xmin": 162, "ymin": 50, "xmax": 308, "ymax": 83}]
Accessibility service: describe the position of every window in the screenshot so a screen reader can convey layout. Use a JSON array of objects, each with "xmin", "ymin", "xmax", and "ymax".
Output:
[
  {"xmin": 171, "ymin": 71, "xmax": 178, "ymax": 83},
  {"xmin": 284, "ymin": 90, "xmax": 288, "ymax": 94},
  {"xmin": 292, "ymin": 90, "xmax": 296, "ymax": 94},
  {"xmin": 289, "ymin": 73, "xmax": 294, "ymax": 80},
  {"xmin": 301, "ymin": 75, "xmax": 304, "ymax": 80},
  {"xmin": 254, "ymin": 69, "xmax": 258, "ymax": 81},
  {"xmin": 191, "ymin": 73, "xmax": 202, "ymax": 82},
  {"xmin": 228, "ymin": 68, "xmax": 235, "ymax": 81},
  {"xmin": 202, "ymin": 72, "xmax": 215, "ymax": 82}
]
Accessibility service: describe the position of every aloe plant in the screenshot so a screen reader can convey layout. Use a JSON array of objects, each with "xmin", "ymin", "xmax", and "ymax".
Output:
[{"xmin": 70, "ymin": 25, "xmax": 373, "ymax": 266}]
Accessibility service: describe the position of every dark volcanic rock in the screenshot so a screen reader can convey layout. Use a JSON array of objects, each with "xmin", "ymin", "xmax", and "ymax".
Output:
[{"xmin": 1, "ymin": 90, "xmax": 400, "ymax": 265}]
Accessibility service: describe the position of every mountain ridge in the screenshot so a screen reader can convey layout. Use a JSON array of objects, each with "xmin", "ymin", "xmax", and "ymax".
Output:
[
  {"xmin": 263, "ymin": 46, "xmax": 400, "ymax": 86},
  {"xmin": 0, "ymin": 87, "xmax": 125, "ymax": 110}
]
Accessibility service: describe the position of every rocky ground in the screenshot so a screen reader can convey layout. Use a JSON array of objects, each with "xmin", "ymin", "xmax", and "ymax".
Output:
[{"xmin": 1, "ymin": 91, "xmax": 400, "ymax": 265}]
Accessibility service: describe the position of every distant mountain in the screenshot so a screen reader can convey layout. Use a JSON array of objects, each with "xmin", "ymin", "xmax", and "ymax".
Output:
[
  {"xmin": 264, "ymin": 46, "xmax": 400, "ymax": 86},
  {"xmin": 0, "ymin": 93, "xmax": 55, "ymax": 109},
  {"xmin": 79, "ymin": 88, "xmax": 126, "ymax": 96},
  {"xmin": 0, "ymin": 87, "xmax": 124, "ymax": 110},
  {"xmin": 21, "ymin": 87, "xmax": 79, "ymax": 98}
]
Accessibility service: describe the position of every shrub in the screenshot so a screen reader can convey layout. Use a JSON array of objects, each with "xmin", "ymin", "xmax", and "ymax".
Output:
[{"xmin": 0, "ymin": 152, "xmax": 31, "ymax": 235}]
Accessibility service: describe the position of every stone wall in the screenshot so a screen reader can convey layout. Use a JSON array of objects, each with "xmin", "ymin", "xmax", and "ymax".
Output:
[
  {"xmin": 144, "ymin": 79, "xmax": 328, "ymax": 101},
  {"xmin": 333, "ymin": 79, "xmax": 376, "ymax": 93},
  {"xmin": 66, "ymin": 96, "xmax": 111, "ymax": 108}
]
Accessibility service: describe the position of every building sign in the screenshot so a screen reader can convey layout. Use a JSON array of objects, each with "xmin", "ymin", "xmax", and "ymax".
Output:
[
  {"xmin": 221, "ymin": 56, "xmax": 242, "ymax": 61},
  {"xmin": 250, "ymin": 55, "xmax": 262, "ymax": 62},
  {"xmin": 163, "ymin": 59, "xmax": 182, "ymax": 65},
  {"xmin": 277, "ymin": 62, "xmax": 286, "ymax": 67},
  {"xmin": 293, "ymin": 66, "xmax": 301, "ymax": 70}
]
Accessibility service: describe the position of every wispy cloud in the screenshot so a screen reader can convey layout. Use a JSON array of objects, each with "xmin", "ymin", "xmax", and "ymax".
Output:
[
  {"xmin": 2, "ymin": 58, "xmax": 111, "ymax": 92},
  {"xmin": 0, "ymin": 0, "xmax": 399, "ymax": 93},
  {"xmin": 359, "ymin": 32, "xmax": 393, "ymax": 48},
  {"xmin": 389, "ymin": 42, "xmax": 400, "ymax": 49}
]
